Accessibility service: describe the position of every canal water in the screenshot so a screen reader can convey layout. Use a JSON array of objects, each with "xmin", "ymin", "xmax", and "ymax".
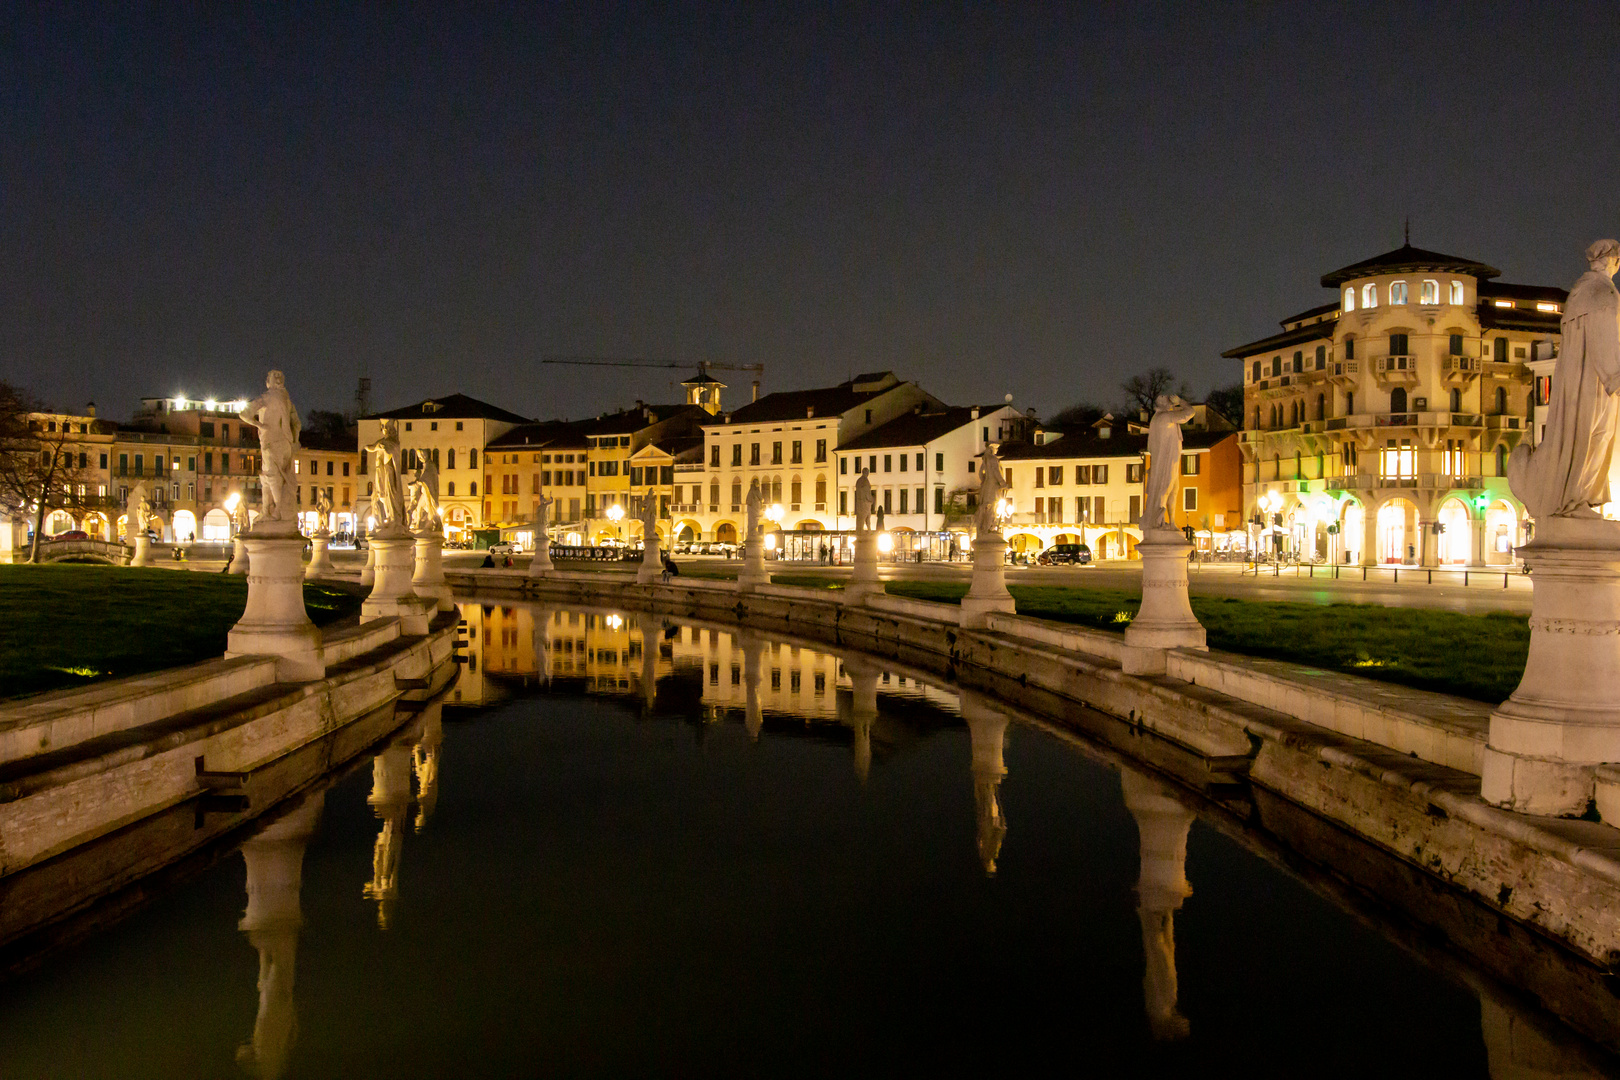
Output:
[{"xmin": 0, "ymin": 603, "xmax": 1611, "ymax": 1078}]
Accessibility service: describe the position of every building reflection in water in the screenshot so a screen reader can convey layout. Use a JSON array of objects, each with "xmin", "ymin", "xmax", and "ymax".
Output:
[
  {"xmin": 1121, "ymin": 767, "xmax": 1195, "ymax": 1041},
  {"xmin": 959, "ymin": 690, "xmax": 1008, "ymax": 875},
  {"xmin": 236, "ymin": 790, "xmax": 324, "ymax": 1080}
]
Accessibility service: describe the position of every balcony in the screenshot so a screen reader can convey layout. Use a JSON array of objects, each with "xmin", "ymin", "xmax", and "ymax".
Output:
[
  {"xmin": 1485, "ymin": 415, "xmax": 1523, "ymax": 431},
  {"xmin": 1374, "ymin": 355, "xmax": 1420, "ymax": 385},
  {"xmin": 1441, "ymin": 355, "xmax": 1480, "ymax": 382},
  {"xmin": 1329, "ymin": 359, "xmax": 1361, "ymax": 386},
  {"xmin": 1326, "ymin": 473, "xmax": 1484, "ymax": 493},
  {"xmin": 670, "ymin": 502, "xmax": 701, "ymax": 514},
  {"xmin": 674, "ymin": 462, "xmax": 704, "ymax": 472}
]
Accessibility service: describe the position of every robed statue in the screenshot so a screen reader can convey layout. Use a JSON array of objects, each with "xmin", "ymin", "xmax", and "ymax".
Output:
[
  {"xmin": 365, "ymin": 419, "xmax": 409, "ymax": 535},
  {"xmin": 639, "ymin": 491, "xmax": 659, "ymax": 545},
  {"xmin": 974, "ymin": 445, "xmax": 1006, "ymax": 537},
  {"xmin": 1509, "ymin": 240, "xmax": 1620, "ymax": 520},
  {"xmin": 238, "ymin": 370, "xmax": 301, "ymax": 532},
  {"xmin": 745, "ymin": 479, "xmax": 764, "ymax": 541},
  {"xmin": 1143, "ymin": 395, "xmax": 1198, "ymax": 533},
  {"xmin": 313, "ymin": 488, "xmax": 333, "ymax": 535},
  {"xmin": 407, "ymin": 457, "xmax": 442, "ymax": 534},
  {"xmin": 125, "ymin": 480, "xmax": 152, "ymax": 536},
  {"xmin": 853, "ymin": 471, "xmax": 874, "ymax": 532}
]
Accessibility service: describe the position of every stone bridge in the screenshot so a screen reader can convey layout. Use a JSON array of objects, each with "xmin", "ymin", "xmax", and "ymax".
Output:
[{"xmin": 30, "ymin": 538, "xmax": 130, "ymax": 564}]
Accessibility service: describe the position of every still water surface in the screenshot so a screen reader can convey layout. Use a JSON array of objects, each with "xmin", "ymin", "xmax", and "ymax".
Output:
[{"xmin": 0, "ymin": 604, "xmax": 1607, "ymax": 1077}]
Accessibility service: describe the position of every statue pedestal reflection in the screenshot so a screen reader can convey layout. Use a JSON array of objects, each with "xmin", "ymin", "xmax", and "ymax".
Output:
[
  {"xmin": 1122, "ymin": 769, "xmax": 1194, "ymax": 1041},
  {"xmin": 742, "ymin": 633, "xmax": 764, "ymax": 739},
  {"xmin": 961, "ymin": 691, "xmax": 1008, "ymax": 874},
  {"xmin": 365, "ymin": 739, "xmax": 415, "ymax": 928},
  {"xmin": 844, "ymin": 658, "xmax": 881, "ymax": 782}
]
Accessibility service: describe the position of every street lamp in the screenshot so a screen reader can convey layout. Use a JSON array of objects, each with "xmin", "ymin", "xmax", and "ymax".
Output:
[
  {"xmin": 605, "ymin": 501, "xmax": 624, "ymax": 544},
  {"xmin": 766, "ymin": 503, "xmax": 784, "ymax": 559}
]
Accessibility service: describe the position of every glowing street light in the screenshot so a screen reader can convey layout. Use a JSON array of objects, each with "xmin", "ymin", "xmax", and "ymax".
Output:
[
  {"xmin": 605, "ymin": 502, "xmax": 625, "ymax": 544},
  {"xmin": 877, "ymin": 531, "xmax": 894, "ymax": 554}
]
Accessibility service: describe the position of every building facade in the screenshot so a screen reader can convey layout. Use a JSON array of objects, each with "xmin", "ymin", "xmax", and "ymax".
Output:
[{"xmin": 1227, "ymin": 244, "xmax": 1562, "ymax": 566}]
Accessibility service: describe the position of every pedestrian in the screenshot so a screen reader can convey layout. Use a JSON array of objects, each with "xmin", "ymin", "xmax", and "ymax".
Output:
[
  {"xmin": 503, "ymin": 554, "xmax": 513, "ymax": 568},
  {"xmin": 662, "ymin": 552, "xmax": 679, "ymax": 583},
  {"xmin": 481, "ymin": 552, "xmax": 495, "ymax": 568}
]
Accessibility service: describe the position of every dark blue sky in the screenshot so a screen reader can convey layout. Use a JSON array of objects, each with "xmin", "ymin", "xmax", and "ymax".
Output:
[{"xmin": 3, "ymin": 2, "xmax": 1618, "ymax": 421}]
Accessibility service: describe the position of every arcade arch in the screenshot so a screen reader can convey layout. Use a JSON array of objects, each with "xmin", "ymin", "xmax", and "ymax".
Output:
[{"xmin": 1377, "ymin": 497, "xmax": 1419, "ymax": 564}]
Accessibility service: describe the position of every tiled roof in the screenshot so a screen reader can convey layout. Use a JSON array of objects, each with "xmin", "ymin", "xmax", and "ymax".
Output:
[
  {"xmin": 366, "ymin": 393, "xmax": 532, "ymax": 425},
  {"xmin": 1321, "ymin": 244, "xmax": 1501, "ymax": 288},
  {"xmin": 586, "ymin": 403, "xmax": 703, "ymax": 435},
  {"xmin": 486, "ymin": 420, "xmax": 594, "ymax": 448},
  {"xmin": 999, "ymin": 430, "xmax": 1147, "ymax": 461},
  {"xmin": 1221, "ymin": 320, "xmax": 1337, "ymax": 359},
  {"xmin": 718, "ymin": 376, "xmax": 918, "ymax": 425},
  {"xmin": 837, "ymin": 406, "xmax": 1001, "ymax": 451}
]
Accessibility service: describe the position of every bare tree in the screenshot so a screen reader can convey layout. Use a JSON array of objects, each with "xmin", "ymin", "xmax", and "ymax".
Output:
[
  {"xmin": 1120, "ymin": 367, "xmax": 1191, "ymax": 418},
  {"xmin": 0, "ymin": 383, "xmax": 97, "ymax": 563},
  {"xmin": 1046, "ymin": 400, "xmax": 1109, "ymax": 429},
  {"xmin": 1205, "ymin": 382, "xmax": 1244, "ymax": 429}
]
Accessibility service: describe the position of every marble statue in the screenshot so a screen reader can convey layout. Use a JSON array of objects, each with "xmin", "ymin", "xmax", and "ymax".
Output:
[
  {"xmin": 1509, "ymin": 240, "xmax": 1620, "ymax": 519},
  {"xmin": 639, "ymin": 491, "xmax": 659, "ymax": 543},
  {"xmin": 745, "ymin": 479, "xmax": 764, "ymax": 541},
  {"xmin": 974, "ymin": 445, "xmax": 1005, "ymax": 536},
  {"xmin": 1143, "ymin": 395, "xmax": 1198, "ymax": 533},
  {"xmin": 407, "ymin": 457, "xmax": 442, "ymax": 534},
  {"xmin": 854, "ymin": 471, "xmax": 874, "ymax": 532},
  {"xmin": 535, "ymin": 492, "xmax": 553, "ymax": 531},
  {"xmin": 237, "ymin": 370, "xmax": 301, "ymax": 530},
  {"xmin": 125, "ymin": 480, "xmax": 152, "ymax": 535},
  {"xmin": 365, "ymin": 419, "xmax": 409, "ymax": 534},
  {"xmin": 313, "ymin": 487, "xmax": 333, "ymax": 531},
  {"xmin": 233, "ymin": 495, "xmax": 250, "ymax": 533}
]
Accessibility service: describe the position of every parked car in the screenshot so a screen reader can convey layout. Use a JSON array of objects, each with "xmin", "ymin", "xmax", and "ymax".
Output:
[
  {"xmin": 488, "ymin": 541, "xmax": 518, "ymax": 556},
  {"xmin": 55, "ymin": 530, "xmax": 90, "ymax": 541},
  {"xmin": 1037, "ymin": 543, "xmax": 1092, "ymax": 566}
]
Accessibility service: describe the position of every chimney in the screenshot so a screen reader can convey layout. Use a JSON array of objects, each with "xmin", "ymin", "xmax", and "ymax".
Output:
[
  {"xmin": 970, "ymin": 407, "xmax": 980, "ymax": 420},
  {"xmin": 807, "ymin": 406, "xmax": 815, "ymax": 418},
  {"xmin": 85, "ymin": 402, "xmax": 96, "ymax": 418}
]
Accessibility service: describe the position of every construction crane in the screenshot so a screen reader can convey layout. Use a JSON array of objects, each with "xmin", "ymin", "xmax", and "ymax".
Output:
[{"xmin": 540, "ymin": 356, "xmax": 765, "ymax": 404}]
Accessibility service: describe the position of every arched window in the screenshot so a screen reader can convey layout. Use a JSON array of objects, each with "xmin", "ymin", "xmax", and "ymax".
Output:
[
  {"xmin": 1344, "ymin": 287, "xmax": 1355, "ymax": 312},
  {"xmin": 1390, "ymin": 281, "xmax": 1408, "ymax": 305},
  {"xmin": 1495, "ymin": 386, "xmax": 1508, "ymax": 415},
  {"xmin": 1316, "ymin": 393, "xmax": 1326, "ymax": 420},
  {"xmin": 1253, "ymin": 405, "xmax": 1261, "ymax": 429},
  {"xmin": 1449, "ymin": 388, "xmax": 1462, "ymax": 412},
  {"xmin": 1450, "ymin": 280, "xmax": 1465, "ymax": 305},
  {"xmin": 1315, "ymin": 345, "xmax": 1326, "ymax": 369},
  {"xmin": 1362, "ymin": 283, "xmax": 1378, "ymax": 308},
  {"xmin": 1346, "ymin": 391, "xmax": 1355, "ymax": 414},
  {"xmin": 1252, "ymin": 360, "xmax": 1261, "ymax": 381},
  {"xmin": 1496, "ymin": 445, "xmax": 1508, "ymax": 475},
  {"xmin": 1271, "ymin": 356, "xmax": 1282, "ymax": 376},
  {"xmin": 1293, "ymin": 350, "xmax": 1303, "ymax": 372},
  {"xmin": 1343, "ymin": 335, "xmax": 1356, "ymax": 359},
  {"xmin": 1390, "ymin": 387, "xmax": 1408, "ymax": 413},
  {"xmin": 1420, "ymin": 279, "xmax": 1439, "ymax": 305}
]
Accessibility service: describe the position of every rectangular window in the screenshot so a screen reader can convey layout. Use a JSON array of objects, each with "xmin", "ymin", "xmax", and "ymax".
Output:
[
  {"xmin": 883, "ymin": 454, "xmax": 892, "ymax": 473},
  {"xmin": 134, "ymin": 454, "xmax": 143, "ymax": 474},
  {"xmin": 1449, "ymin": 334, "xmax": 1464, "ymax": 356},
  {"xmin": 1094, "ymin": 464, "xmax": 1108, "ymax": 484},
  {"xmin": 1389, "ymin": 332, "xmax": 1409, "ymax": 355},
  {"xmin": 470, "ymin": 449, "xmax": 478, "ymax": 468},
  {"xmin": 899, "ymin": 453, "xmax": 907, "ymax": 472},
  {"xmin": 1035, "ymin": 469, "xmax": 1044, "ymax": 488},
  {"xmin": 1183, "ymin": 487, "xmax": 1197, "ymax": 511},
  {"xmin": 882, "ymin": 489, "xmax": 892, "ymax": 513},
  {"xmin": 1075, "ymin": 464, "xmax": 1091, "ymax": 485},
  {"xmin": 630, "ymin": 467, "xmax": 642, "ymax": 486},
  {"xmin": 1182, "ymin": 454, "xmax": 1200, "ymax": 476},
  {"xmin": 815, "ymin": 439, "xmax": 827, "ymax": 463},
  {"xmin": 1049, "ymin": 466, "xmax": 1063, "ymax": 485},
  {"xmin": 100, "ymin": 453, "xmax": 108, "ymax": 469},
  {"xmin": 711, "ymin": 444, "xmax": 720, "ymax": 468},
  {"xmin": 732, "ymin": 444, "xmax": 743, "ymax": 467},
  {"xmin": 1129, "ymin": 495, "xmax": 1142, "ymax": 523},
  {"xmin": 749, "ymin": 443, "xmax": 760, "ymax": 466},
  {"xmin": 1125, "ymin": 463, "xmax": 1142, "ymax": 484},
  {"xmin": 899, "ymin": 489, "xmax": 908, "ymax": 514},
  {"xmin": 772, "ymin": 442, "xmax": 782, "ymax": 465},
  {"xmin": 915, "ymin": 487, "xmax": 923, "ymax": 512},
  {"xmin": 471, "ymin": 481, "xmax": 478, "ymax": 496},
  {"xmin": 839, "ymin": 456, "xmax": 848, "ymax": 475},
  {"xmin": 790, "ymin": 440, "xmax": 802, "ymax": 464},
  {"xmin": 934, "ymin": 487, "xmax": 944, "ymax": 513},
  {"xmin": 1034, "ymin": 496, "xmax": 1044, "ymax": 516},
  {"xmin": 839, "ymin": 491, "xmax": 848, "ymax": 515}
]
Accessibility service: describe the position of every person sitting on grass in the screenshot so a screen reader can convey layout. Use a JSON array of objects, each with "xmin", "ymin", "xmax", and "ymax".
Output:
[
  {"xmin": 662, "ymin": 552, "xmax": 679, "ymax": 583},
  {"xmin": 481, "ymin": 552, "xmax": 495, "ymax": 568}
]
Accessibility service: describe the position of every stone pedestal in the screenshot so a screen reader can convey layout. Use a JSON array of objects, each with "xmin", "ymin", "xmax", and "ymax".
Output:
[
  {"xmin": 959, "ymin": 533, "xmax": 1014, "ymax": 627},
  {"xmin": 362, "ymin": 532, "xmax": 433, "ymax": 635},
  {"xmin": 843, "ymin": 529, "xmax": 882, "ymax": 604},
  {"xmin": 637, "ymin": 533, "xmax": 663, "ymax": 585},
  {"xmin": 528, "ymin": 536, "xmax": 554, "ymax": 576},
  {"xmin": 1123, "ymin": 534, "xmax": 1206, "ymax": 675},
  {"xmin": 226, "ymin": 532, "xmax": 325, "ymax": 681},
  {"xmin": 1482, "ymin": 518, "xmax": 1620, "ymax": 816},
  {"xmin": 411, "ymin": 531, "xmax": 453, "ymax": 612},
  {"xmin": 738, "ymin": 534, "xmax": 770, "ymax": 589},
  {"xmin": 229, "ymin": 534, "xmax": 250, "ymax": 575},
  {"xmin": 358, "ymin": 543, "xmax": 376, "ymax": 588},
  {"xmin": 128, "ymin": 533, "xmax": 154, "ymax": 567},
  {"xmin": 304, "ymin": 532, "xmax": 333, "ymax": 579}
]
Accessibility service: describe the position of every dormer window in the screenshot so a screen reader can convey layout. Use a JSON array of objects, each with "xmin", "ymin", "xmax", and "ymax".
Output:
[
  {"xmin": 1537, "ymin": 301, "xmax": 1561, "ymax": 313},
  {"xmin": 1344, "ymin": 287, "xmax": 1355, "ymax": 312},
  {"xmin": 1390, "ymin": 281, "xmax": 1408, "ymax": 305},
  {"xmin": 1494, "ymin": 299, "xmax": 1515, "ymax": 309},
  {"xmin": 1362, "ymin": 283, "xmax": 1378, "ymax": 308},
  {"xmin": 1420, "ymin": 280, "xmax": 1439, "ymax": 304},
  {"xmin": 1450, "ymin": 280, "xmax": 1465, "ymax": 305}
]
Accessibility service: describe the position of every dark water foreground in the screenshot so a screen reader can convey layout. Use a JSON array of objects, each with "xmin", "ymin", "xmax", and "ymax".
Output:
[{"xmin": 0, "ymin": 603, "xmax": 1614, "ymax": 1078}]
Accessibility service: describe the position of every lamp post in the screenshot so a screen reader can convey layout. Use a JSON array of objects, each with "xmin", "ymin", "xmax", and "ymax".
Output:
[{"xmin": 605, "ymin": 501, "xmax": 624, "ymax": 546}]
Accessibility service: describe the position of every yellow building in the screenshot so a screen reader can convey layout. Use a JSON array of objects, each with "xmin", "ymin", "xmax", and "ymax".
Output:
[
  {"xmin": 484, "ymin": 421, "xmax": 593, "ymax": 546},
  {"xmin": 582, "ymin": 404, "xmax": 707, "ymax": 544},
  {"xmin": 1227, "ymin": 243, "xmax": 1561, "ymax": 566}
]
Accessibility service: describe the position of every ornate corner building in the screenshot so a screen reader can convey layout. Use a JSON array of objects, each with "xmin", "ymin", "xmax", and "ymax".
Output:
[{"xmin": 1225, "ymin": 243, "xmax": 1564, "ymax": 567}]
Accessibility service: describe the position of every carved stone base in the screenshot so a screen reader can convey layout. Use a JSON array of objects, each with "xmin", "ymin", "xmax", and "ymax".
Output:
[
  {"xmin": 959, "ymin": 533, "xmax": 1014, "ymax": 627},
  {"xmin": 304, "ymin": 533, "xmax": 333, "ymax": 579},
  {"xmin": 637, "ymin": 541, "xmax": 663, "ymax": 585},
  {"xmin": 226, "ymin": 534, "xmax": 324, "ymax": 681},
  {"xmin": 1483, "ymin": 519, "xmax": 1620, "ymax": 815},
  {"xmin": 229, "ymin": 535, "xmax": 250, "ymax": 575},
  {"xmin": 128, "ymin": 534, "xmax": 154, "ymax": 568},
  {"xmin": 411, "ymin": 532, "xmax": 453, "ymax": 611},
  {"xmin": 362, "ymin": 533, "xmax": 432, "ymax": 635},
  {"xmin": 1123, "ymin": 535, "xmax": 1206, "ymax": 674},
  {"xmin": 844, "ymin": 530, "xmax": 883, "ymax": 604},
  {"xmin": 738, "ymin": 536, "xmax": 770, "ymax": 589},
  {"xmin": 528, "ymin": 539, "xmax": 554, "ymax": 577}
]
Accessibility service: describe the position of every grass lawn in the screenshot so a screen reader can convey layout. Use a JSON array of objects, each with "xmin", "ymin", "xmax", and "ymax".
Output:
[{"xmin": 0, "ymin": 565, "xmax": 363, "ymax": 700}]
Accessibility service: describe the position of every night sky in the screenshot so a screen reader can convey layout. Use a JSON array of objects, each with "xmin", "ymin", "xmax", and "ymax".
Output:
[{"xmin": 4, "ymin": 3, "xmax": 1619, "ymax": 422}]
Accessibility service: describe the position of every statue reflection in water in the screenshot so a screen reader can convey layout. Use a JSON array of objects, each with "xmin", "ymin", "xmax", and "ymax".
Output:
[
  {"xmin": 364, "ymin": 702, "xmax": 446, "ymax": 928},
  {"xmin": 236, "ymin": 790, "xmax": 325, "ymax": 1080},
  {"xmin": 841, "ymin": 656, "xmax": 882, "ymax": 783},
  {"xmin": 413, "ymin": 700, "xmax": 444, "ymax": 833},
  {"xmin": 1120, "ymin": 767, "xmax": 1196, "ymax": 1041},
  {"xmin": 959, "ymin": 690, "xmax": 1009, "ymax": 875}
]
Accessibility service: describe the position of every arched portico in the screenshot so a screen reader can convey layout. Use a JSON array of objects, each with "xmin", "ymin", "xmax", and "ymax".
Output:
[{"xmin": 713, "ymin": 521, "xmax": 739, "ymax": 544}]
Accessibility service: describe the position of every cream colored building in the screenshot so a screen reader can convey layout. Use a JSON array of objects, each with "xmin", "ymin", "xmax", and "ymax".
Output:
[{"xmin": 1228, "ymin": 243, "xmax": 1563, "ymax": 566}]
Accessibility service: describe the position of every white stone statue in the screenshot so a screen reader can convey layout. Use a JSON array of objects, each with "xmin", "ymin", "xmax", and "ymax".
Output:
[
  {"xmin": 534, "ymin": 492, "xmax": 553, "ymax": 533},
  {"xmin": 1509, "ymin": 240, "xmax": 1620, "ymax": 520},
  {"xmin": 639, "ymin": 491, "xmax": 659, "ymax": 543},
  {"xmin": 407, "ymin": 457, "xmax": 442, "ymax": 534},
  {"xmin": 238, "ymin": 370, "xmax": 301, "ymax": 532},
  {"xmin": 1143, "ymin": 395, "xmax": 1198, "ymax": 533},
  {"xmin": 745, "ymin": 479, "xmax": 764, "ymax": 541},
  {"xmin": 313, "ymin": 487, "xmax": 333, "ymax": 529},
  {"xmin": 365, "ymin": 419, "xmax": 409, "ymax": 534},
  {"xmin": 233, "ymin": 494, "xmax": 251, "ymax": 532},
  {"xmin": 853, "ymin": 471, "xmax": 874, "ymax": 533},
  {"xmin": 125, "ymin": 480, "xmax": 152, "ymax": 535},
  {"xmin": 974, "ymin": 445, "xmax": 1006, "ymax": 537}
]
